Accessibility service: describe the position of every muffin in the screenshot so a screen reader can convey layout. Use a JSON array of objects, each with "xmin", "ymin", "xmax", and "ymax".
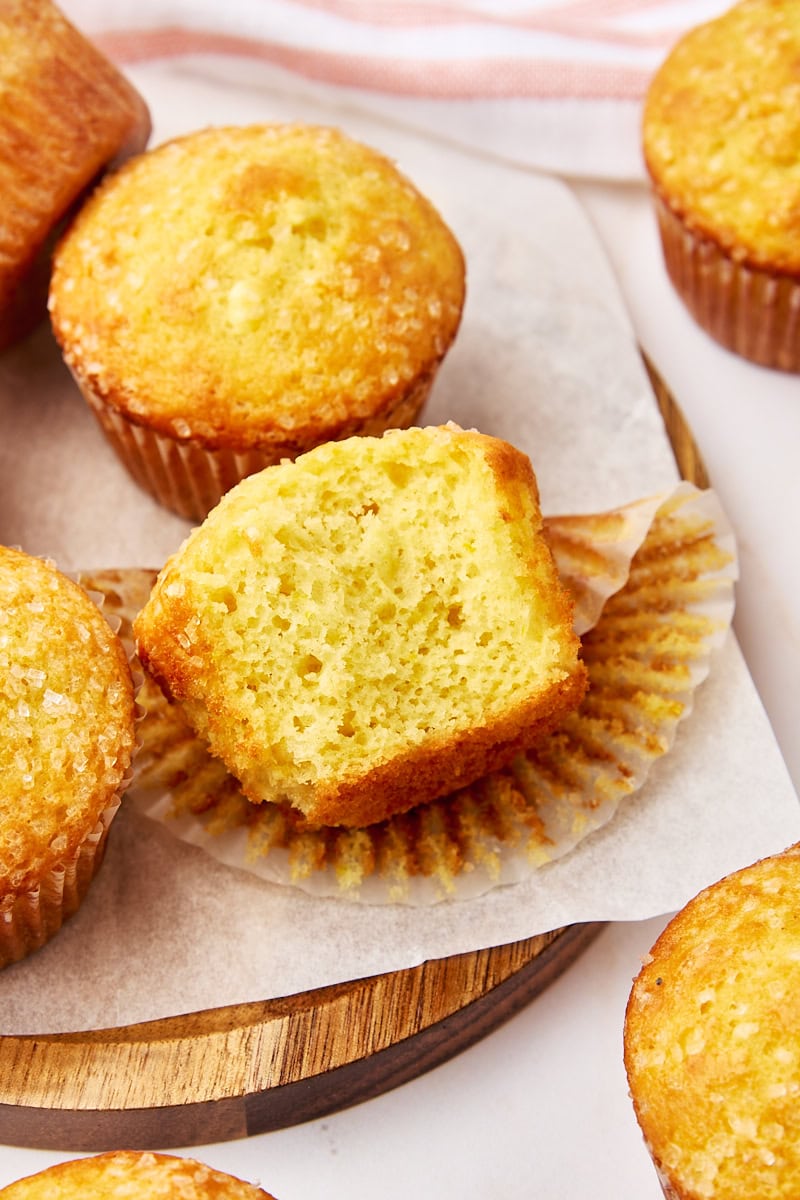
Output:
[
  {"xmin": 134, "ymin": 425, "xmax": 587, "ymax": 829},
  {"xmin": 0, "ymin": 546, "xmax": 136, "ymax": 968},
  {"xmin": 0, "ymin": 0, "xmax": 151, "ymax": 351},
  {"xmin": 49, "ymin": 123, "xmax": 466, "ymax": 522},
  {"xmin": 0, "ymin": 1150, "xmax": 277, "ymax": 1198},
  {"xmin": 625, "ymin": 845, "xmax": 800, "ymax": 1199},
  {"xmin": 642, "ymin": 0, "xmax": 800, "ymax": 372}
]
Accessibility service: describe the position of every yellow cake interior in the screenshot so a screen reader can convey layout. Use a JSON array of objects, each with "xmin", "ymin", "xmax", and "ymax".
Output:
[{"xmin": 134, "ymin": 426, "xmax": 585, "ymax": 827}]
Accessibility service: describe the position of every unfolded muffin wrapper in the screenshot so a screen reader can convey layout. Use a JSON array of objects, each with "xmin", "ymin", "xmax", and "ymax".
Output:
[
  {"xmin": 80, "ymin": 479, "xmax": 737, "ymax": 907},
  {"xmin": 652, "ymin": 191, "xmax": 800, "ymax": 373},
  {"xmin": 76, "ymin": 363, "xmax": 437, "ymax": 523}
]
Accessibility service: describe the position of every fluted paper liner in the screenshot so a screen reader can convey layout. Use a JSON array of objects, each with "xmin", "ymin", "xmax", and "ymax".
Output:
[
  {"xmin": 0, "ymin": 574, "xmax": 136, "ymax": 968},
  {"xmin": 653, "ymin": 191, "xmax": 800, "ymax": 374},
  {"xmin": 81, "ymin": 481, "xmax": 736, "ymax": 905},
  {"xmin": 0, "ymin": 794, "xmax": 121, "ymax": 968},
  {"xmin": 76, "ymin": 363, "xmax": 436, "ymax": 524}
]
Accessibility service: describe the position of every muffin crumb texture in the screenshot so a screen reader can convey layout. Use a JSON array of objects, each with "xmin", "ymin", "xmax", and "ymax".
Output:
[
  {"xmin": 625, "ymin": 846, "xmax": 800, "ymax": 1199},
  {"xmin": 134, "ymin": 426, "xmax": 586, "ymax": 828},
  {"xmin": 0, "ymin": 1149, "xmax": 277, "ymax": 1198}
]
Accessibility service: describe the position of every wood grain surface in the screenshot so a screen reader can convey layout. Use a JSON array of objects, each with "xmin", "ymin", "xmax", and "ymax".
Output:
[
  {"xmin": 0, "ymin": 357, "xmax": 704, "ymax": 1152},
  {"xmin": 0, "ymin": 924, "xmax": 602, "ymax": 1151}
]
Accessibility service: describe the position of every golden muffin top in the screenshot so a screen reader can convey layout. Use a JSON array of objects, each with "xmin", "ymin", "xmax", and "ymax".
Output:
[
  {"xmin": 625, "ymin": 846, "xmax": 800, "ymax": 1200},
  {"xmin": 49, "ymin": 123, "xmax": 466, "ymax": 451},
  {"xmin": 0, "ymin": 547, "xmax": 135, "ymax": 892},
  {"xmin": 0, "ymin": 1150, "xmax": 276, "ymax": 1198},
  {"xmin": 642, "ymin": 0, "xmax": 800, "ymax": 273}
]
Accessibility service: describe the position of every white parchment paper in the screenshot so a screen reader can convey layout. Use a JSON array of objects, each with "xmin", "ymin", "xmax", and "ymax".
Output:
[{"xmin": 0, "ymin": 59, "xmax": 797, "ymax": 1034}]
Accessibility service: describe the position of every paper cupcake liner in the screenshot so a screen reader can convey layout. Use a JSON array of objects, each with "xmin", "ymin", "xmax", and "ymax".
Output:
[
  {"xmin": 0, "ymin": 562, "xmax": 138, "ymax": 969},
  {"xmin": 77, "ymin": 368, "xmax": 436, "ymax": 524},
  {"xmin": 654, "ymin": 1163, "xmax": 682, "ymax": 1200},
  {"xmin": 0, "ymin": 793, "xmax": 121, "ymax": 969},
  {"xmin": 653, "ymin": 191, "xmax": 800, "ymax": 373},
  {"xmin": 87, "ymin": 481, "xmax": 737, "ymax": 905},
  {"xmin": 0, "ymin": 0, "xmax": 150, "ymax": 350}
]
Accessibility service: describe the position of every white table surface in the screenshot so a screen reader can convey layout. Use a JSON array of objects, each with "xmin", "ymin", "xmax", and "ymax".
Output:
[{"xmin": 0, "ymin": 181, "xmax": 798, "ymax": 1200}]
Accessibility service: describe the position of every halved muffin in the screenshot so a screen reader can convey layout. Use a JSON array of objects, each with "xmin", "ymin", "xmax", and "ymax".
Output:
[{"xmin": 134, "ymin": 425, "xmax": 586, "ymax": 828}]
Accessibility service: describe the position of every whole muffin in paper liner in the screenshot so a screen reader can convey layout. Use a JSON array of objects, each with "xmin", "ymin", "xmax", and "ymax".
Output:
[
  {"xmin": 49, "ymin": 123, "xmax": 466, "ymax": 521},
  {"xmin": 642, "ymin": 0, "xmax": 800, "ymax": 372},
  {"xmin": 0, "ymin": 546, "xmax": 136, "ymax": 968},
  {"xmin": 0, "ymin": 1149, "xmax": 278, "ymax": 1198},
  {"xmin": 625, "ymin": 846, "xmax": 800, "ymax": 1200},
  {"xmin": 0, "ymin": 0, "xmax": 150, "ymax": 351}
]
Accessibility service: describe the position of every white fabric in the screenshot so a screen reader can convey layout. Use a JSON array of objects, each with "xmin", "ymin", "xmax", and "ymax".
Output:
[{"xmin": 59, "ymin": 0, "xmax": 732, "ymax": 180}]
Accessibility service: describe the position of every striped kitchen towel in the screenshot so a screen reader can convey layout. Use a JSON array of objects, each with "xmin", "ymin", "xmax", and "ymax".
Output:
[{"xmin": 58, "ymin": 0, "xmax": 731, "ymax": 180}]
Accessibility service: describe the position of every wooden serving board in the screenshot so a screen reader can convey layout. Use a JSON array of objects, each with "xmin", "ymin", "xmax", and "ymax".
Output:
[{"xmin": 0, "ymin": 356, "xmax": 704, "ymax": 1152}]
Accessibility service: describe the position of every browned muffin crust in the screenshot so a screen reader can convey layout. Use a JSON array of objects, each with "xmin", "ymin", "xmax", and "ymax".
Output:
[
  {"xmin": 0, "ymin": 0, "xmax": 150, "ymax": 349},
  {"xmin": 641, "ymin": 1, "xmax": 800, "ymax": 370},
  {"xmin": 0, "ymin": 1150, "xmax": 278, "ymax": 1198},
  {"xmin": 643, "ymin": 0, "xmax": 800, "ymax": 276},
  {"xmin": 0, "ymin": 545, "xmax": 136, "ymax": 966},
  {"xmin": 134, "ymin": 426, "xmax": 586, "ymax": 829},
  {"xmin": 625, "ymin": 846, "xmax": 800, "ymax": 1200},
  {"xmin": 49, "ymin": 122, "xmax": 465, "ymax": 450},
  {"xmin": 0, "ymin": 545, "xmax": 136, "ymax": 891}
]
